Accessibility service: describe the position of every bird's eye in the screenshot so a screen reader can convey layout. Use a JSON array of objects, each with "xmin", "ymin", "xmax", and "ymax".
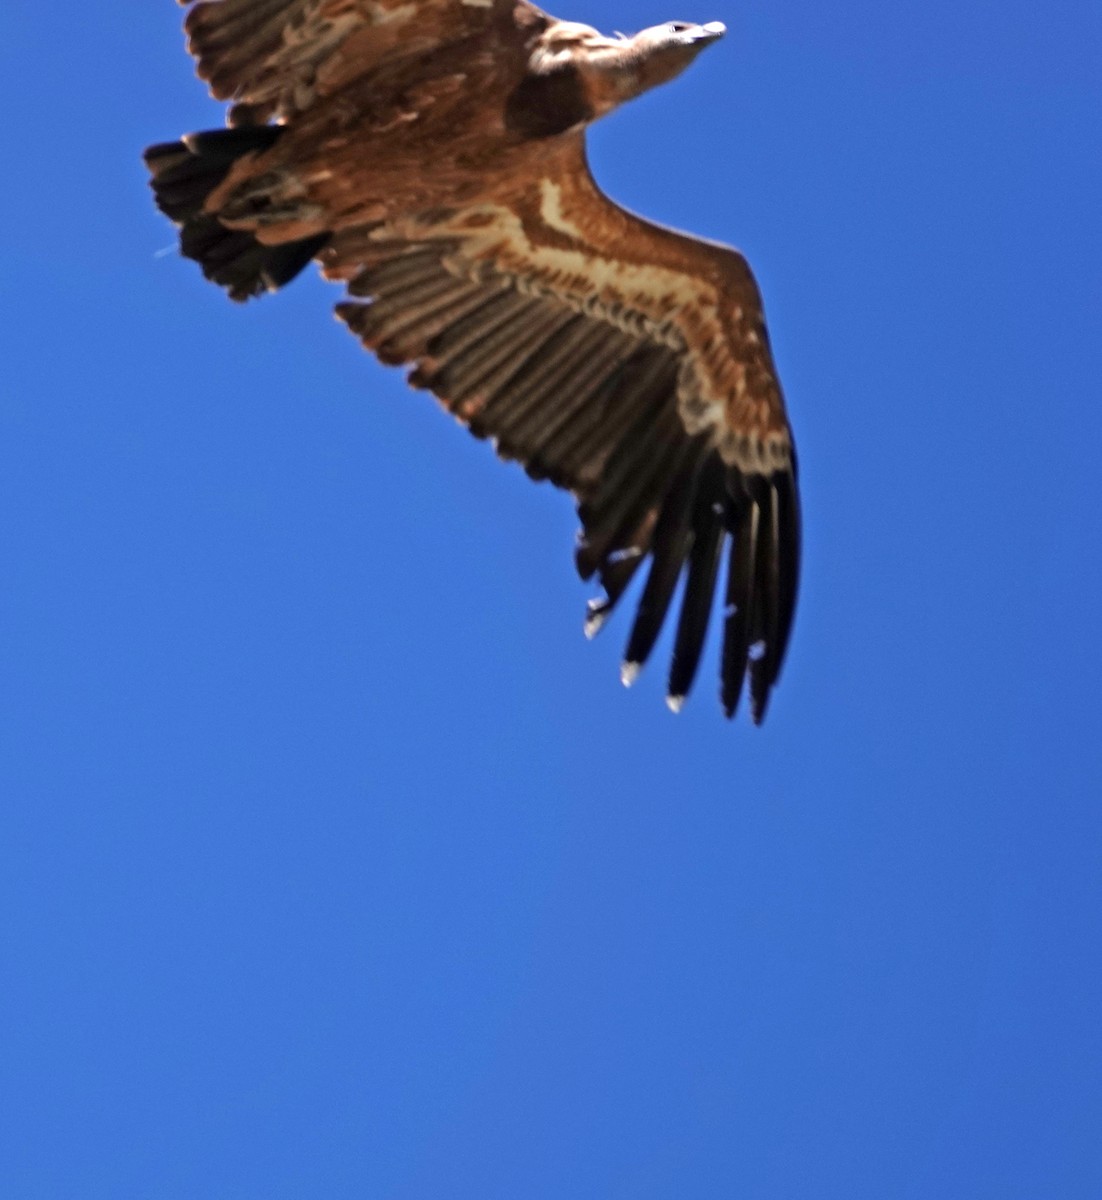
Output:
[{"xmin": 667, "ymin": 22, "xmax": 692, "ymax": 34}]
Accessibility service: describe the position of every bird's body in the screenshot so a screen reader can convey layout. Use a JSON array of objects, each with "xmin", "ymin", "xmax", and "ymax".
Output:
[
  {"xmin": 205, "ymin": 11, "xmax": 546, "ymax": 236},
  {"xmin": 146, "ymin": 0, "xmax": 801, "ymax": 720}
]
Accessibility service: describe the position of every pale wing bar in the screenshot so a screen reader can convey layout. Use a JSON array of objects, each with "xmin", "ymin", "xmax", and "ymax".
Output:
[{"xmin": 330, "ymin": 234, "xmax": 798, "ymax": 718}]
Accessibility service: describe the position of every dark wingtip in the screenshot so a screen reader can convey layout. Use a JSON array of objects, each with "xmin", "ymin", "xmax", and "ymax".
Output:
[{"xmin": 575, "ymin": 437, "xmax": 799, "ymax": 723}]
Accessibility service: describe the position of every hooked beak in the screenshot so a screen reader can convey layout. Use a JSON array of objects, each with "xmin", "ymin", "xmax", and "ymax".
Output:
[{"xmin": 693, "ymin": 21, "xmax": 727, "ymax": 43}]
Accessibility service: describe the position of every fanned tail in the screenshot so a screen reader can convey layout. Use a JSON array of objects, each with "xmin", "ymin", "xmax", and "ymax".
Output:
[{"xmin": 144, "ymin": 127, "xmax": 329, "ymax": 302}]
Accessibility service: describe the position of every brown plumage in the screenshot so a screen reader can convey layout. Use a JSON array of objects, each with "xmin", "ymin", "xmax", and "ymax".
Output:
[{"xmin": 144, "ymin": 0, "xmax": 801, "ymax": 721}]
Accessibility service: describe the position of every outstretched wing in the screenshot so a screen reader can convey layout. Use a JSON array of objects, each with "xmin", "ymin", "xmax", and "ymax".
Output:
[
  {"xmin": 322, "ymin": 137, "xmax": 800, "ymax": 719},
  {"xmin": 179, "ymin": 0, "xmax": 543, "ymax": 121}
]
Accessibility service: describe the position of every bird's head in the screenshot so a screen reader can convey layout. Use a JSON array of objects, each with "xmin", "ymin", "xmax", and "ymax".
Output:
[{"xmin": 531, "ymin": 19, "xmax": 726, "ymax": 122}]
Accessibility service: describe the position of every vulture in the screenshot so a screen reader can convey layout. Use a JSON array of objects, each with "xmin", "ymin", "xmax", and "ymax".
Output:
[{"xmin": 145, "ymin": 0, "xmax": 801, "ymax": 722}]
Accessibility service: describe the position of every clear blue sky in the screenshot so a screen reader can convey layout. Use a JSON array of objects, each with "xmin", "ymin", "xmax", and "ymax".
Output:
[{"xmin": 3, "ymin": 2, "xmax": 1100, "ymax": 1196}]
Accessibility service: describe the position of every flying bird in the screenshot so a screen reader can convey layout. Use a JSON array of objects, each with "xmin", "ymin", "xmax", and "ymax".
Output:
[{"xmin": 145, "ymin": 0, "xmax": 800, "ymax": 721}]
